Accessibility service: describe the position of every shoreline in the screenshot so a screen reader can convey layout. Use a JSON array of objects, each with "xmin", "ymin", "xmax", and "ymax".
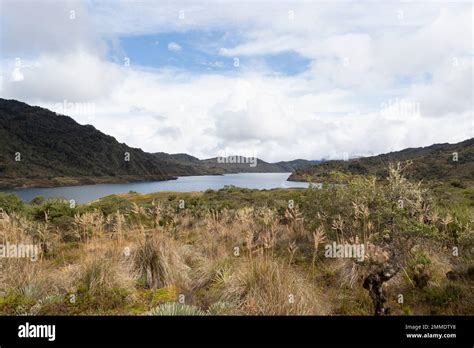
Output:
[
  {"xmin": 0, "ymin": 175, "xmax": 179, "ymax": 190},
  {"xmin": 0, "ymin": 172, "xmax": 296, "ymax": 190}
]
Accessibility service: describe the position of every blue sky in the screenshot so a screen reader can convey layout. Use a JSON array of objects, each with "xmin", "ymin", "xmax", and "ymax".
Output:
[{"xmin": 112, "ymin": 31, "xmax": 311, "ymax": 75}]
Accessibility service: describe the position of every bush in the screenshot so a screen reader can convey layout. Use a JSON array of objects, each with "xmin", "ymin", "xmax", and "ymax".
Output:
[
  {"xmin": 30, "ymin": 196, "xmax": 46, "ymax": 205},
  {"xmin": 0, "ymin": 192, "xmax": 24, "ymax": 214},
  {"xmin": 88, "ymin": 196, "xmax": 132, "ymax": 215},
  {"xmin": 31, "ymin": 198, "xmax": 74, "ymax": 222}
]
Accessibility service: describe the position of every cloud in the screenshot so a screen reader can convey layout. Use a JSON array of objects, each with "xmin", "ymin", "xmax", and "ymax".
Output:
[
  {"xmin": 10, "ymin": 67, "xmax": 24, "ymax": 82},
  {"xmin": 153, "ymin": 126, "xmax": 182, "ymax": 138},
  {"xmin": 167, "ymin": 42, "xmax": 182, "ymax": 52},
  {"xmin": 2, "ymin": 51, "xmax": 124, "ymax": 102},
  {"xmin": 407, "ymin": 57, "xmax": 473, "ymax": 119},
  {"xmin": 1, "ymin": 0, "xmax": 102, "ymax": 57},
  {"xmin": 0, "ymin": 0, "xmax": 472, "ymax": 162}
]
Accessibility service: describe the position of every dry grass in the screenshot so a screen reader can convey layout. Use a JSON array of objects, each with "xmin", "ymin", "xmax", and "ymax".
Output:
[
  {"xmin": 221, "ymin": 255, "xmax": 329, "ymax": 315},
  {"xmin": 132, "ymin": 232, "xmax": 191, "ymax": 290},
  {"xmin": 0, "ymin": 164, "xmax": 472, "ymax": 315}
]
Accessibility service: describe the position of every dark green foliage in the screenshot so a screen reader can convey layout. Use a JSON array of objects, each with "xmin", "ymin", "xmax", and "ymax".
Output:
[
  {"xmin": 0, "ymin": 99, "xmax": 197, "ymax": 183},
  {"xmin": 31, "ymin": 198, "xmax": 75, "ymax": 222},
  {"xmin": 290, "ymin": 138, "xmax": 474, "ymax": 183},
  {"xmin": 30, "ymin": 196, "xmax": 46, "ymax": 205},
  {"xmin": 0, "ymin": 192, "xmax": 24, "ymax": 213},
  {"xmin": 197, "ymin": 157, "xmax": 319, "ymax": 173},
  {"xmin": 88, "ymin": 196, "xmax": 133, "ymax": 215}
]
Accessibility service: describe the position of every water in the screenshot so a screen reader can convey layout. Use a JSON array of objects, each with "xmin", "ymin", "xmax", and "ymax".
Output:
[{"xmin": 1, "ymin": 173, "xmax": 308, "ymax": 204}]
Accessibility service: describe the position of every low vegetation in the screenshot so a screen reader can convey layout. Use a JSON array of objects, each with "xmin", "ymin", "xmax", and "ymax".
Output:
[
  {"xmin": 0, "ymin": 163, "xmax": 472, "ymax": 315},
  {"xmin": 289, "ymin": 138, "xmax": 474, "ymax": 183}
]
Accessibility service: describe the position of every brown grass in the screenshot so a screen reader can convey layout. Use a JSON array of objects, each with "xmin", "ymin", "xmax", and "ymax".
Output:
[{"xmin": 0, "ymin": 164, "xmax": 472, "ymax": 315}]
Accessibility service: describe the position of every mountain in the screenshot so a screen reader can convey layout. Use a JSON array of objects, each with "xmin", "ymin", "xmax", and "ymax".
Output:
[
  {"xmin": 274, "ymin": 159, "xmax": 321, "ymax": 172},
  {"xmin": 198, "ymin": 157, "xmax": 321, "ymax": 173},
  {"xmin": 0, "ymin": 99, "xmax": 210, "ymax": 188},
  {"xmin": 288, "ymin": 138, "xmax": 474, "ymax": 183},
  {"xmin": 153, "ymin": 152, "xmax": 201, "ymax": 163},
  {"xmin": 0, "ymin": 99, "xmax": 318, "ymax": 188},
  {"xmin": 154, "ymin": 154, "xmax": 320, "ymax": 174}
]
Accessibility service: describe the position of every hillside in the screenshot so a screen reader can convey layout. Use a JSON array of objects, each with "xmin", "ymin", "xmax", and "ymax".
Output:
[
  {"xmin": 154, "ymin": 153, "xmax": 319, "ymax": 174},
  {"xmin": 153, "ymin": 152, "xmax": 201, "ymax": 164},
  {"xmin": 199, "ymin": 157, "xmax": 321, "ymax": 173},
  {"xmin": 289, "ymin": 138, "xmax": 474, "ymax": 183},
  {"xmin": 0, "ymin": 99, "xmax": 212, "ymax": 188},
  {"xmin": 274, "ymin": 159, "xmax": 321, "ymax": 172},
  {"xmin": 0, "ymin": 99, "xmax": 318, "ymax": 188}
]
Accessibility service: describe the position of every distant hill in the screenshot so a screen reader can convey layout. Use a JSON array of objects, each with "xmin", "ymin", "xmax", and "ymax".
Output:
[
  {"xmin": 0, "ymin": 99, "xmax": 318, "ymax": 188},
  {"xmin": 0, "ymin": 99, "xmax": 214, "ymax": 187},
  {"xmin": 274, "ymin": 159, "xmax": 321, "ymax": 172},
  {"xmin": 289, "ymin": 138, "xmax": 474, "ymax": 183},
  {"xmin": 153, "ymin": 153, "xmax": 320, "ymax": 174},
  {"xmin": 194, "ymin": 157, "xmax": 320, "ymax": 173},
  {"xmin": 153, "ymin": 154, "xmax": 319, "ymax": 174},
  {"xmin": 153, "ymin": 152, "xmax": 201, "ymax": 163}
]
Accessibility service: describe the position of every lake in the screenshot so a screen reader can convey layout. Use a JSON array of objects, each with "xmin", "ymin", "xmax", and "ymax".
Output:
[{"xmin": 1, "ymin": 173, "xmax": 309, "ymax": 204}]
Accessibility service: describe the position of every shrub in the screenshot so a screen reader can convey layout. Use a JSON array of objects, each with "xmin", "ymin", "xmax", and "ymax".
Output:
[
  {"xmin": 30, "ymin": 196, "xmax": 46, "ymax": 205},
  {"xmin": 31, "ymin": 198, "xmax": 75, "ymax": 222},
  {"xmin": 0, "ymin": 193, "xmax": 24, "ymax": 214}
]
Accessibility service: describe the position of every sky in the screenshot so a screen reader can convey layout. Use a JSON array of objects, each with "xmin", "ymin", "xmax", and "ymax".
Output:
[{"xmin": 0, "ymin": 0, "xmax": 473, "ymax": 161}]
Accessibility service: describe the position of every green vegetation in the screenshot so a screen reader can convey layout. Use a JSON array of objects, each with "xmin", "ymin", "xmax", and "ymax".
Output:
[
  {"xmin": 0, "ymin": 99, "xmax": 202, "ymax": 188},
  {"xmin": 289, "ymin": 138, "xmax": 474, "ymax": 183},
  {"xmin": 0, "ymin": 163, "xmax": 472, "ymax": 315}
]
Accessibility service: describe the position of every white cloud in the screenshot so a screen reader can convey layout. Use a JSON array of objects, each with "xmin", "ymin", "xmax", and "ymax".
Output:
[
  {"xmin": 167, "ymin": 42, "xmax": 182, "ymax": 52},
  {"xmin": 1, "ymin": 0, "xmax": 102, "ymax": 57},
  {"xmin": 10, "ymin": 67, "xmax": 24, "ymax": 82},
  {"xmin": 2, "ymin": 51, "xmax": 123, "ymax": 102}
]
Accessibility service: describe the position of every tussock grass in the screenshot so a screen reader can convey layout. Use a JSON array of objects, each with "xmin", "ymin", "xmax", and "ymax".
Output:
[
  {"xmin": 0, "ymin": 163, "xmax": 472, "ymax": 315},
  {"xmin": 221, "ymin": 255, "xmax": 329, "ymax": 315},
  {"xmin": 133, "ymin": 233, "xmax": 191, "ymax": 290}
]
